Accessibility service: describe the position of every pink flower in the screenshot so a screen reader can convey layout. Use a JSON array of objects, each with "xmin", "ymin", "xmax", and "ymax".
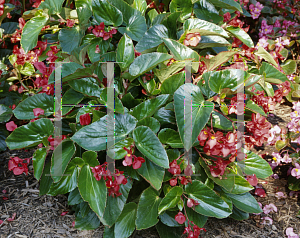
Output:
[
  {"xmin": 255, "ymin": 188, "xmax": 266, "ymax": 197},
  {"xmin": 263, "ymin": 203, "xmax": 277, "ymax": 214},
  {"xmin": 60, "ymin": 211, "xmax": 68, "ymax": 216},
  {"xmin": 261, "ymin": 216, "xmax": 273, "ymax": 225},
  {"xmin": 246, "ymin": 174, "xmax": 258, "ymax": 186},
  {"xmin": 33, "ymin": 108, "xmax": 44, "ymax": 117},
  {"xmin": 291, "ymin": 163, "xmax": 300, "ymax": 179},
  {"xmin": 275, "ymin": 192, "xmax": 287, "ymax": 199},
  {"xmin": 183, "ymin": 32, "xmax": 201, "ymax": 47},
  {"xmin": 6, "ymin": 121, "xmax": 17, "ymax": 131},
  {"xmin": 286, "ymin": 227, "xmax": 299, "ymax": 238},
  {"xmin": 66, "ymin": 19, "xmax": 75, "ymax": 27}
]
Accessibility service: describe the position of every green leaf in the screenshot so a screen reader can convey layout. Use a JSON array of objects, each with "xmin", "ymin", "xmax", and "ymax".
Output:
[
  {"xmin": 196, "ymin": 35, "xmax": 230, "ymax": 49},
  {"xmin": 288, "ymin": 175, "xmax": 300, "ymax": 191},
  {"xmin": 135, "ymin": 24, "xmax": 169, "ymax": 53},
  {"xmin": 76, "ymin": 0, "xmax": 93, "ymax": 29},
  {"xmin": 118, "ymin": 14, "xmax": 147, "ymax": 41},
  {"xmin": 153, "ymin": 61, "xmax": 185, "ymax": 83},
  {"xmin": 13, "ymin": 93, "xmax": 53, "ymax": 120},
  {"xmin": 184, "ymin": 19, "xmax": 229, "ymax": 37},
  {"xmin": 254, "ymin": 46, "xmax": 278, "ymax": 67},
  {"xmin": 156, "ymin": 222, "xmax": 183, "ymax": 238},
  {"xmin": 50, "ymin": 140, "xmax": 76, "ymax": 183},
  {"xmin": 160, "ymin": 72, "xmax": 185, "ymax": 95},
  {"xmin": 259, "ymin": 62, "xmax": 289, "ymax": 84},
  {"xmin": 32, "ymin": 147, "xmax": 47, "ymax": 181},
  {"xmin": 38, "ymin": 0, "xmax": 64, "ymax": 14},
  {"xmin": 281, "ymin": 60, "xmax": 297, "ymax": 75},
  {"xmin": 39, "ymin": 161, "xmax": 53, "ymax": 196},
  {"xmin": 210, "ymin": 110, "xmax": 233, "ymax": 131},
  {"xmin": 0, "ymin": 104, "xmax": 13, "ymax": 123},
  {"xmin": 129, "ymin": 53, "xmax": 172, "ymax": 77},
  {"xmin": 88, "ymin": 37, "xmax": 110, "ymax": 63},
  {"xmin": 131, "ymin": 94, "xmax": 169, "ymax": 120},
  {"xmin": 230, "ymin": 205, "xmax": 249, "ymax": 221},
  {"xmin": 159, "ymin": 211, "xmax": 182, "ymax": 227},
  {"xmin": 185, "ymin": 205, "xmax": 208, "ymax": 228},
  {"xmin": 82, "ymin": 151, "xmax": 99, "ymax": 167},
  {"xmin": 169, "ymin": 0, "xmax": 193, "ymax": 22},
  {"xmin": 162, "ymin": 12, "xmax": 181, "ymax": 39},
  {"xmin": 0, "ymin": 127, "xmax": 8, "ymax": 152},
  {"xmin": 158, "ymin": 186, "xmax": 183, "ymax": 214},
  {"xmin": 193, "ymin": 8, "xmax": 223, "ymax": 24},
  {"xmin": 92, "ymin": 0, "xmax": 123, "ymax": 26},
  {"xmin": 6, "ymin": 118, "xmax": 54, "ymax": 150},
  {"xmin": 133, "ymin": 126, "xmax": 169, "ymax": 168},
  {"xmin": 136, "ymin": 117, "xmax": 160, "ymax": 134},
  {"xmin": 225, "ymin": 192, "xmax": 263, "ymax": 214},
  {"xmin": 58, "ymin": 26, "xmax": 84, "ymax": 54},
  {"xmin": 62, "ymin": 89, "xmax": 85, "ymax": 115},
  {"xmin": 98, "ymin": 88, "xmax": 125, "ymax": 114},
  {"xmin": 102, "ymin": 180, "xmax": 133, "ymax": 227},
  {"xmin": 208, "ymin": 69, "xmax": 244, "ymax": 94},
  {"xmin": 20, "ymin": 62, "xmax": 35, "ymax": 76},
  {"xmin": 114, "ymin": 202, "xmax": 137, "ymax": 238},
  {"xmin": 162, "ymin": 38, "xmax": 200, "ymax": 62},
  {"xmin": 208, "ymin": 0, "xmax": 242, "ymax": 12},
  {"xmin": 137, "ymin": 158, "xmax": 165, "ymax": 190},
  {"xmin": 117, "ymin": 34, "xmax": 135, "ymax": 71},
  {"xmin": 185, "ymin": 180, "xmax": 231, "ymax": 218},
  {"xmin": 245, "ymin": 100, "xmax": 267, "ymax": 117},
  {"xmin": 75, "ymin": 206, "xmax": 101, "ymax": 230},
  {"xmin": 201, "ymin": 51, "xmax": 236, "ymax": 71},
  {"xmin": 174, "ymin": 84, "xmax": 214, "ymax": 150},
  {"xmin": 21, "ymin": 16, "xmax": 48, "ymax": 53},
  {"xmin": 158, "ymin": 128, "xmax": 183, "ymax": 148},
  {"xmin": 48, "ymin": 157, "xmax": 83, "ymax": 196},
  {"xmin": 107, "ymin": 137, "xmax": 134, "ymax": 160},
  {"xmin": 226, "ymin": 26, "xmax": 254, "ymax": 48},
  {"xmin": 78, "ymin": 164, "xmax": 107, "ymax": 218},
  {"xmin": 71, "ymin": 113, "xmax": 137, "ymax": 151},
  {"xmin": 133, "ymin": 0, "xmax": 147, "ymax": 15},
  {"xmin": 136, "ymin": 186, "xmax": 161, "ymax": 230},
  {"xmin": 68, "ymin": 188, "xmax": 84, "ymax": 205}
]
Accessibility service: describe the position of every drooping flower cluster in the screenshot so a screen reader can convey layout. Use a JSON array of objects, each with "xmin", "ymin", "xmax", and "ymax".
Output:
[
  {"xmin": 183, "ymin": 221, "xmax": 206, "ymax": 238},
  {"xmin": 249, "ymin": 2, "xmax": 264, "ymax": 19},
  {"xmin": 8, "ymin": 156, "xmax": 30, "ymax": 175},
  {"xmin": 34, "ymin": 61, "xmax": 55, "ymax": 95},
  {"xmin": 91, "ymin": 163, "xmax": 128, "ymax": 197},
  {"xmin": 168, "ymin": 159, "xmax": 192, "ymax": 186},
  {"xmin": 245, "ymin": 113, "xmax": 272, "ymax": 149},
  {"xmin": 122, "ymin": 146, "xmax": 145, "ymax": 169},
  {"xmin": 0, "ymin": 0, "xmax": 5, "ymax": 16},
  {"xmin": 91, "ymin": 22, "xmax": 117, "ymax": 41}
]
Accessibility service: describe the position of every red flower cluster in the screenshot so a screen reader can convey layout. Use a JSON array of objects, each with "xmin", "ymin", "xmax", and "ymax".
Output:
[
  {"xmin": 187, "ymin": 198, "xmax": 200, "ymax": 208},
  {"xmin": 8, "ymin": 157, "xmax": 30, "ymax": 175},
  {"xmin": 91, "ymin": 22, "xmax": 117, "ymax": 41},
  {"xmin": 34, "ymin": 40, "xmax": 47, "ymax": 57},
  {"xmin": 91, "ymin": 163, "xmax": 128, "ymax": 197},
  {"xmin": 175, "ymin": 211, "xmax": 186, "ymax": 224},
  {"xmin": 245, "ymin": 113, "xmax": 272, "ymax": 149},
  {"xmin": 34, "ymin": 61, "xmax": 55, "ymax": 95},
  {"xmin": 66, "ymin": 19, "xmax": 75, "ymax": 28},
  {"xmin": 0, "ymin": 0, "xmax": 5, "ymax": 16},
  {"xmin": 183, "ymin": 221, "xmax": 206, "ymax": 238},
  {"xmin": 47, "ymin": 135, "xmax": 67, "ymax": 150},
  {"xmin": 46, "ymin": 45, "xmax": 59, "ymax": 63},
  {"xmin": 12, "ymin": 45, "xmax": 38, "ymax": 66},
  {"xmin": 168, "ymin": 160, "xmax": 192, "ymax": 186},
  {"xmin": 79, "ymin": 113, "xmax": 91, "ymax": 126},
  {"xmin": 228, "ymin": 94, "xmax": 246, "ymax": 115},
  {"xmin": 33, "ymin": 108, "xmax": 44, "ymax": 117},
  {"xmin": 122, "ymin": 146, "xmax": 145, "ymax": 169}
]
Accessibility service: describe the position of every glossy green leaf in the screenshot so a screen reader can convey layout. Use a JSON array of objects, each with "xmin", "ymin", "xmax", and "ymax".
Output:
[
  {"xmin": 107, "ymin": 0, "xmax": 141, "ymax": 24},
  {"xmin": 39, "ymin": 161, "xmax": 53, "ymax": 196},
  {"xmin": 230, "ymin": 206, "xmax": 249, "ymax": 221},
  {"xmin": 32, "ymin": 147, "xmax": 47, "ymax": 181},
  {"xmin": 92, "ymin": 0, "xmax": 123, "ymax": 26},
  {"xmin": 129, "ymin": 53, "xmax": 172, "ymax": 77},
  {"xmin": 102, "ymin": 180, "xmax": 133, "ymax": 227},
  {"xmin": 156, "ymin": 222, "xmax": 183, "ymax": 238},
  {"xmin": 202, "ymin": 51, "xmax": 236, "ymax": 71},
  {"xmin": 226, "ymin": 192, "xmax": 263, "ymax": 214},
  {"xmin": 114, "ymin": 202, "xmax": 137, "ymax": 238},
  {"xmin": 107, "ymin": 137, "xmax": 134, "ymax": 160},
  {"xmin": 193, "ymin": 8, "xmax": 223, "ymax": 24},
  {"xmin": 158, "ymin": 128, "xmax": 183, "ymax": 148},
  {"xmin": 196, "ymin": 35, "xmax": 230, "ymax": 49},
  {"xmin": 117, "ymin": 34, "xmax": 135, "ymax": 71},
  {"xmin": 135, "ymin": 24, "xmax": 169, "ymax": 53},
  {"xmin": 50, "ymin": 140, "xmax": 76, "ymax": 183},
  {"xmin": 38, "ymin": 0, "xmax": 64, "ymax": 14},
  {"xmin": 136, "ymin": 186, "xmax": 161, "ymax": 230},
  {"xmin": 62, "ymin": 89, "xmax": 85, "ymax": 115},
  {"xmin": 98, "ymin": 88, "xmax": 124, "ymax": 114},
  {"xmin": 208, "ymin": 0, "xmax": 242, "ymax": 12},
  {"xmin": 136, "ymin": 117, "xmax": 160, "ymax": 134},
  {"xmin": 159, "ymin": 211, "xmax": 182, "ymax": 227},
  {"xmin": 254, "ymin": 46, "xmax": 278, "ymax": 67},
  {"xmin": 185, "ymin": 205, "xmax": 208, "ymax": 228},
  {"xmin": 6, "ymin": 118, "xmax": 54, "ymax": 150},
  {"xmin": 185, "ymin": 180, "xmax": 231, "ymax": 218},
  {"xmin": 210, "ymin": 110, "xmax": 234, "ymax": 130},
  {"xmin": 13, "ymin": 93, "xmax": 54, "ymax": 120},
  {"xmin": 75, "ymin": 207, "xmax": 101, "ymax": 230},
  {"xmin": 88, "ymin": 38, "xmax": 110, "ymax": 63},
  {"xmin": 58, "ymin": 26, "xmax": 84, "ymax": 54},
  {"xmin": 71, "ymin": 113, "xmax": 137, "ymax": 151},
  {"xmin": 118, "ymin": 14, "xmax": 147, "ymax": 41},
  {"xmin": 158, "ymin": 186, "xmax": 183, "ymax": 214},
  {"xmin": 133, "ymin": 0, "xmax": 147, "ymax": 14},
  {"xmin": 133, "ymin": 126, "xmax": 169, "ymax": 168},
  {"xmin": 237, "ymin": 149, "xmax": 273, "ymax": 179},
  {"xmin": 20, "ymin": 62, "xmax": 35, "ymax": 76},
  {"xmin": 82, "ymin": 151, "xmax": 99, "ymax": 167},
  {"xmin": 0, "ymin": 104, "xmax": 13, "ymax": 123},
  {"xmin": 169, "ymin": 0, "xmax": 193, "ymax": 22},
  {"xmin": 281, "ymin": 60, "xmax": 297, "ymax": 75},
  {"xmin": 68, "ymin": 188, "xmax": 84, "ymax": 205},
  {"xmin": 153, "ymin": 61, "xmax": 185, "ymax": 83},
  {"xmin": 160, "ymin": 72, "xmax": 185, "ymax": 95},
  {"xmin": 174, "ymin": 84, "xmax": 214, "ymax": 150},
  {"xmin": 76, "ymin": 0, "xmax": 93, "ymax": 28},
  {"xmin": 131, "ymin": 94, "xmax": 169, "ymax": 120},
  {"xmin": 208, "ymin": 69, "xmax": 244, "ymax": 94},
  {"xmin": 21, "ymin": 16, "xmax": 48, "ymax": 53},
  {"xmin": 162, "ymin": 12, "xmax": 181, "ymax": 39},
  {"xmin": 137, "ymin": 158, "xmax": 165, "ymax": 190},
  {"xmin": 163, "ymin": 38, "xmax": 200, "ymax": 62},
  {"xmin": 226, "ymin": 26, "xmax": 254, "ymax": 48},
  {"xmin": 0, "ymin": 127, "xmax": 8, "ymax": 152},
  {"xmin": 184, "ymin": 19, "xmax": 229, "ymax": 37},
  {"xmin": 78, "ymin": 164, "xmax": 107, "ymax": 218}
]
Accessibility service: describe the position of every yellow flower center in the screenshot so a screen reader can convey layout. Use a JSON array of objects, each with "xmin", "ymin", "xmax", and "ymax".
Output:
[
  {"xmin": 204, "ymin": 131, "xmax": 207, "ymax": 135},
  {"xmin": 190, "ymin": 37, "xmax": 195, "ymax": 41},
  {"xmin": 47, "ymin": 87, "xmax": 50, "ymax": 90},
  {"xmin": 296, "ymin": 169, "xmax": 299, "ymax": 172},
  {"xmin": 127, "ymin": 154, "xmax": 131, "ymax": 157},
  {"xmin": 272, "ymin": 157, "xmax": 277, "ymax": 161},
  {"xmin": 211, "ymin": 136, "xmax": 215, "ymax": 139}
]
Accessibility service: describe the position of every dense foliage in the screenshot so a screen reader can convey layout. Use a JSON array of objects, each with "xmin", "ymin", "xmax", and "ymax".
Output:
[{"xmin": 0, "ymin": 0, "xmax": 300, "ymax": 237}]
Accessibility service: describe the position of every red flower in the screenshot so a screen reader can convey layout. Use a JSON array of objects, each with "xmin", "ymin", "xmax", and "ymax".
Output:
[
  {"xmin": 93, "ymin": 23, "xmax": 105, "ymax": 37},
  {"xmin": 175, "ymin": 212, "xmax": 186, "ymax": 224},
  {"xmin": 187, "ymin": 198, "xmax": 200, "ymax": 208},
  {"xmin": 8, "ymin": 157, "xmax": 29, "ymax": 175},
  {"xmin": 47, "ymin": 135, "xmax": 67, "ymax": 150},
  {"xmin": 60, "ymin": 211, "xmax": 68, "ymax": 216},
  {"xmin": 246, "ymin": 174, "xmax": 258, "ymax": 186},
  {"xmin": 79, "ymin": 113, "xmax": 91, "ymax": 126},
  {"xmin": 169, "ymin": 178, "xmax": 177, "ymax": 186},
  {"xmin": 132, "ymin": 156, "xmax": 145, "ymax": 169},
  {"xmin": 34, "ymin": 40, "xmax": 47, "ymax": 56},
  {"xmin": 255, "ymin": 188, "xmax": 266, "ymax": 197},
  {"xmin": 183, "ymin": 32, "xmax": 201, "ymax": 47},
  {"xmin": 66, "ymin": 19, "xmax": 75, "ymax": 27},
  {"xmin": 6, "ymin": 121, "xmax": 17, "ymax": 131},
  {"xmin": 134, "ymin": 49, "xmax": 141, "ymax": 57},
  {"xmin": 18, "ymin": 18, "xmax": 25, "ymax": 30},
  {"xmin": 33, "ymin": 108, "xmax": 44, "ymax": 117}
]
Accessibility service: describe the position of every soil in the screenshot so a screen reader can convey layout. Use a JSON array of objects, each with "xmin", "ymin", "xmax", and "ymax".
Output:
[{"xmin": 0, "ymin": 102, "xmax": 299, "ymax": 238}]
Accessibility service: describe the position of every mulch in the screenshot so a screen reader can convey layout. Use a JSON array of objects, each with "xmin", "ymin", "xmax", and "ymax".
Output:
[{"xmin": 0, "ymin": 101, "xmax": 299, "ymax": 238}]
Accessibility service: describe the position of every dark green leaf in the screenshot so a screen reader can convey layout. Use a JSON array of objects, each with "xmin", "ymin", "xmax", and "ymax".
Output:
[
  {"xmin": 160, "ymin": 72, "xmax": 185, "ymax": 95},
  {"xmin": 32, "ymin": 147, "xmax": 47, "ymax": 181},
  {"xmin": 226, "ymin": 26, "xmax": 254, "ymax": 48},
  {"xmin": 92, "ymin": 0, "xmax": 123, "ymax": 26},
  {"xmin": 208, "ymin": 0, "xmax": 242, "ymax": 12},
  {"xmin": 0, "ymin": 104, "xmax": 13, "ymax": 123},
  {"xmin": 117, "ymin": 34, "xmax": 135, "ymax": 71},
  {"xmin": 68, "ymin": 188, "xmax": 84, "ymax": 205},
  {"xmin": 114, "ymin": 202, "xmax": 137, "ymax": 238},
  {"xmin": 136, "ymin": 117, "xmax": 160, "ymax": 134},
  {"xmin": 156, "ymin": 222, "xmax": 184, "ymax": 238},
  {"xmin": 158, "ymin": 128, "xmax": 183, "ymax": 148},
  {"xmin": 184, "ymin": 19, "xmax": 229, "ymax": 37},
  {"xmin": 58, "ymin": 26, "xmax": 84, "ymax": 54},
  {"xmin": 118, "ymin": 14, "xmax": 147, "ymax": 41},
  {"xmin": 158, "ymin": 186, "xmax": 183, "ymax": 214},
  {"xmin": 39, "ymin": 161, "xmax": 53, "ymax": 196}
]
